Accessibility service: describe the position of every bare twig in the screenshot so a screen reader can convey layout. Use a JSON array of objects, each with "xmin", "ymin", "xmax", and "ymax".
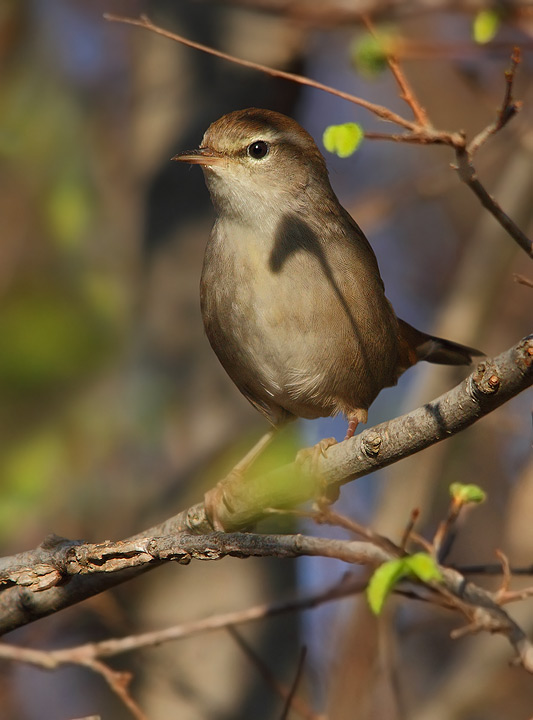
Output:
[
  {"xmin": 433, "ymin": 493, "xmax": 465, "ymax": 562},
  {"xmin": 280, "ymin": 647, "xmax": 308, "ymax": 720},
  {"xmin": 498, "ymin": 587, "xmax": 533, "ymax": 605},
  {"xmin": 453, "ymin": 146, "xmax": 533, "ymax": 257},
  {"xmin": 361, "ymin": 14, "xmax": 430, "ymax": 127},
  {"xmin": 454, "ymin": 562, "xmax": 533, "ymax": 576},
  {"xmin": 467, "ymin": 47, "xmax": 522, "ymax": 157},
  {"xmin": 0, "ymin": 571, "xmax": 367, "ymax": 657},
  {"xmin": 104, "ymin": 13, "xmax": 415, "ymax": 131},
  {"xmin": 92, "ymin": 661, "xmax": 147, "ymax": 720},
  {"xmin": 400, "ymin": 508, "xmax": 420, "ymax": 551},
  {"xmin": 496, "ymin": 549, "xmax": 512, "ymax": 600},
  {"xmin": 0, "ymin": 644, "xmax": 146, "ymax": 720},
  {"xmin": 514, "ymin": 273, "xmax": 533, "ymax": 288},
  {"xmin": 228, "ymin": 630, "xmax": 320, "ymax": 720},
  {"xmin": 311, "ymin": 506, "xmax": 400, "ymax": 555}
]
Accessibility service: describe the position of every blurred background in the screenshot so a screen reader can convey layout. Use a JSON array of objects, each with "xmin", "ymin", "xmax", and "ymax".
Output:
[{"xmin": 0, "ymin": 1, "xmax": 532, "ymax": 718}]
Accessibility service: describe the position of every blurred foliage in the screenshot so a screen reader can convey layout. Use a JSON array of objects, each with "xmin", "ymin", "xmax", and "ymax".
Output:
[
  {"xmin": 0, "ymin": 427, "xmax": 65, "ymax": 538},
  {"xmin": 472, "ymin": 9, "xmax": 502, "ymax": 45},
  {"xmin": 350, "ymin": 27, "xmax": 398, "ymax": 77},
  {"xmin": 0, "ymin": 0, "xmax": 130, "ymax": 549},
  {"xmin": 449, "ymin": 481, "xmax": 487, "ymax": 505},
  {"xmin": 0, "ymin": 285, "xmax": 115, "ymax": 399}
]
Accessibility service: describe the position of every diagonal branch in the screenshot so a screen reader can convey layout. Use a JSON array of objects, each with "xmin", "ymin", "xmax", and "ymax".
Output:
[
  {"xmin": 104, "ymin": 13, "xmax": 416, "ymax": 131},
  {"xmin": 361, "ymin": 13, "xmax": 430, "ymax": 127},
  {"xmin": 0, "ymin": 336, "xmax": 531, "ymax": 633},
  {"xmin": 1, "ymin": 535, "xmax": 533, "ymax": 673}
]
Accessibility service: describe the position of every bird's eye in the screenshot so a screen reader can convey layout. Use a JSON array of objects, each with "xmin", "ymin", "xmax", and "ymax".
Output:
[{"xmin": 247, "ymin": 140, "xmax": 270, "ymax": 159}]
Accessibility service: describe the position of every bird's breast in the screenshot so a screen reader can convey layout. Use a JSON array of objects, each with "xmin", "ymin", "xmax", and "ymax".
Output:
[{"xmin": 200, "ymin": 215, "xmax": 399, "ymax": 420}]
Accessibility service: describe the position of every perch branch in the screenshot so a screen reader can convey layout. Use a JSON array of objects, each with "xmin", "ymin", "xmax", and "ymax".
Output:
[{"xmin": 0, "ymin": 337, "xmax": 531, "ymax": 633}]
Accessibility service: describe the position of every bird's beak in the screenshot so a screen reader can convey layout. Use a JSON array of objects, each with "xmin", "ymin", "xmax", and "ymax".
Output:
[{"xmin": 172, "ymin": 147, "xmax": 225, "ymax": 166}]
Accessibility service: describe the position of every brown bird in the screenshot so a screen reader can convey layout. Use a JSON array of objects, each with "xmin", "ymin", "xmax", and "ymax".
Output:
[{"xmin": 174, "ymin": 108, "xmax": 480, "ymax": 444}]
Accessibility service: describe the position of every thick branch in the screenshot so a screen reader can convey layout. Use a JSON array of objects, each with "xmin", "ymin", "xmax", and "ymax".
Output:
[
  {"xmin": 195, "ymin": 336, "xmax": 533, "ymax": 530},
  {"xmin": 0, "ymin": 336, "xmax": 531, "ymax": 633},
  {"xmin": 1, "ymin": 534, "xmax": 533, "ymax": 673}
]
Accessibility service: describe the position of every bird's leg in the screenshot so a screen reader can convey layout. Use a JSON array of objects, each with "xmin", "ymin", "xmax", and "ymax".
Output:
[
  {"xmin": 344, "ymin": 418, "xmax": 359, "ymax": 440},
  {"xmin": 297, "ymin": 409, "xmax": 368, "ymax": 507},
  {"xmin": 344, "ymin": 408, "xmax": 368, "ymax": 440},
  {"xmin": 204, "ymin": 428, "xmax": 277, "ymax": 530}
]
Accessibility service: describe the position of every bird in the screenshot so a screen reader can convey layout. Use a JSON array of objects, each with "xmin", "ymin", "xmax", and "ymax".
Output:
[{"xmin": 173, "ymin": 108, "xmax": 481, "ymax": 446}]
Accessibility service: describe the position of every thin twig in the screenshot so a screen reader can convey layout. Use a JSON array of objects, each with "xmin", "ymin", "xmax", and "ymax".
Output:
[
  {"xmin": 454, "ymin": 563, "xmax": 533, "ymax": 576},
  {"xmin": 400, "ymin": 508, "xmax": 420, "ymax": 552},
  {"xmin": 312, "ymin": 506, "xmax": 400, "ymax": 555},
  {"xmin": 104, "ymin": 13, "xmax": 416, "ymax": 131},
  {"xmin": 454, "ymin": 146, "xmax": 533, "ymax": 257},
  {"xmin": 514, "ymin": 273, "xmax": 533, "ymax": 288},
  {"xmin": 0, "ymin": 573, "xmax": 367, "ymax": 663},
  {"xmin": 280, "ymin": 647, "xmax": 308, "ymax": 720},
  {"xmin": 91, "ymin": 661, "xmax": 147, "ymax": 720},
  {"xmin": 228, "ymin": 629, "xmax": 321, "ymax": 720},
  {"xmin": 361, "ymin": 14, "xmax": 430, "ymax": 127},
  {"xmin": 433, "ymin": 496, "xmax": 463, "ymax": 562},
  {"xmin": 496, "ymin": 549, "xmax": 512, "ymax": 600},
  {"xmin": 498, "ymin": 587, "xmax": 533, "ymax": 605},
  {"xmin": 468, "ymin": 47, "xmax": 522, "ymax": 157}
]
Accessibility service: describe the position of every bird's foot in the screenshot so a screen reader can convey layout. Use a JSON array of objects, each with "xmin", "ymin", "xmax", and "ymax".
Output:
[
  {"xmin": 204, "ymin": 429, "xmax": 277, "ymax": 531},
  {"xmin": 296, "ymin": 437, "xmax": 339, "ymax": 505}
]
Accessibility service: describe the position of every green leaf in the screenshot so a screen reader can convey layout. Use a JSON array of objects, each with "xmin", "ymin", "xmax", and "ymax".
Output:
[
  {"xmin": 404, "ymin": 553, "xmax": 443, "ymax": 583},
  {"xmin": 322, "ymin": 123, "xmax": 364, "ymax": 159},
  {"xmin": 367, "ymin": 553, "xmax": 442, "ymax": 615},
  {"xmin": 367, "ymin": 558, "xmax": 408, "ymax": 615},
  {"xmin": 472, "ymin": 10, "xmax": 501, "ymax": 44},
  {"xmin": 350, "ymin": 29, "xmax": 396, "ymax": 77},
  {"xmin": 450, "ymin": 482, "xmax": 487, "ymax": 505}
]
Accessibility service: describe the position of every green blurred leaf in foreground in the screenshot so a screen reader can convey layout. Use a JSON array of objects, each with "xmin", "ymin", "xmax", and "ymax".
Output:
[
  {"xmin": 0, "ymin": 428, "xmax": 66, "ymax": 539},
  {"xmin": 472, "ymin": 10, "xmax": 501, "ymax": 44},
  {"xmin": 350, "ymin": 28, "xmax": 397, "ymax": 77},
  {"xmin": 0, "ymin": 287, "xmax": 115, "ymax": 398}
]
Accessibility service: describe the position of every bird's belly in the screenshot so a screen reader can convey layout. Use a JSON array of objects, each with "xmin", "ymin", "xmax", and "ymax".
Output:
[{"xmin": 201, "ymin": 237, "xmax": 398, "ymax": 422}]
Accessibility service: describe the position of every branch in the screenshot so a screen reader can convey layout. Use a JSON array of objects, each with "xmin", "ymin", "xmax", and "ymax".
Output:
[
  {"xmin": 202, "ymin": 336, "xmax": 533, "ymax": 530},
  {"xmin": 104, "ymin": 13, "xmax": 416, "ymax": 131},
  {"xmin": 104, "ymin": 14, "xmax": 532, "ymax": 258},
  {"xmin": 0, "ymin": 336, "xmax": 531, "ymax": 633},
  {"xmin": 453, "ymin": 145, "xmax": 532, "ymax": 258},
  {"xmin": 2, "ymin": 535, "xmax": 533, "ymax": 674}
]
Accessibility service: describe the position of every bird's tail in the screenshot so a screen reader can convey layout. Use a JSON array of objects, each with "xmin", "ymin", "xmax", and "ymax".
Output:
[{"xmin": 398, "ymin": 318, "xmax": 483, "ymax": 372}]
